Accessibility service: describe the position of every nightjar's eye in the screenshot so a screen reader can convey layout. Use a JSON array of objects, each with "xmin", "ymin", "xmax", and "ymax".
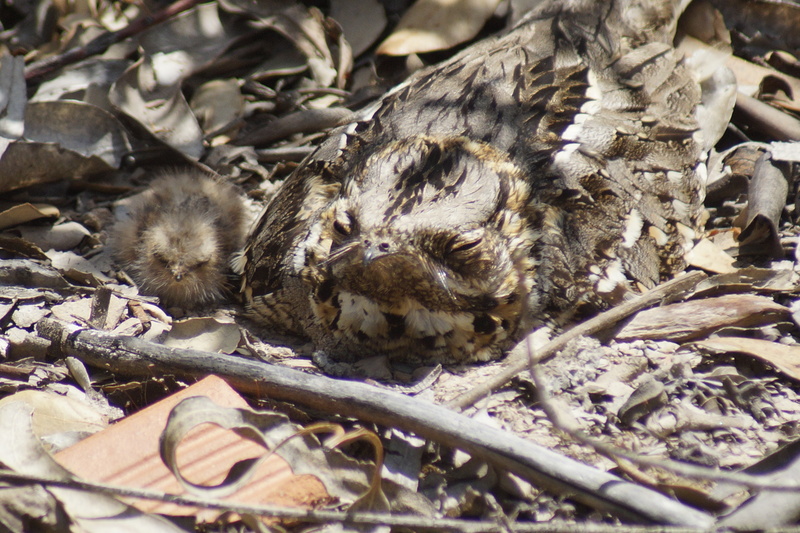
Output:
[
  {"xmin": 448, "ymin": 237, "xmax": 483, "ymax": 254},
  {"xmin": 332, "ymin": 211, "xmax": 355, "ymax": 237},
  {"xmin": 333, "ymin": 219, "xmax": 349, "ymax": 236},
  {"xmin": 445, "ymin": 234, "xmax": 483, "ymax": 256}
]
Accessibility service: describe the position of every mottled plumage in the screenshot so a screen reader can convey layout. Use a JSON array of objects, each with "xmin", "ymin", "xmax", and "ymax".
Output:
[
  {"xmin": 241, "ymin": 0, "xmax": 734, "ymax": 363},
  {"xmin": 111, "ymin": 171, "xmax": 247, "ymax": 308}
]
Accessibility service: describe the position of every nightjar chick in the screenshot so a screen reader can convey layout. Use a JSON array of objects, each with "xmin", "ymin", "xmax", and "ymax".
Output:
[
  {"xmin": 241, "ymin": 0, "xmax": 735, "ymax": 363},
  {"xmin": 111, "ymin": 171, "xmax": 247, "ymax": 309}
]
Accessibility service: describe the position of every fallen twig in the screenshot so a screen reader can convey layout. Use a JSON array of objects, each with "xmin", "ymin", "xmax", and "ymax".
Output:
[
  {"xmin": 448, "ymin": 271, "xmax": 708, "ymax": 411},
  {"xmin": 734, "ymin": 92, "xmax": 800, "ymax": 141},
  {"xmin": 36, "ymin": 317, "xmax": 714, "ymax": 528},
  {"xmin": 0, "ymin": 470, "xmax": 702, "ymax": 533},
  {"xmin": 24, "ymin": 0, "xmax": 203, "ymax": 83}
]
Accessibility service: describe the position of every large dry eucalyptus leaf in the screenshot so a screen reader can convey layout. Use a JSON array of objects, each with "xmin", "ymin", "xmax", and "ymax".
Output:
[
  {"xmin": 377, "ymin": 0, "xmax": 502, "ymax": 56},
  {"xmin": 0, "ymin": 402, "xmax": 188, "ymax": 532},
  {"xmin": 0, "ymin": 53, "xmax": 26, "ymax": 161},
  {"xmin": 0, "ymin": 203, "xmax": 59, "ymax": 231},
  {"xmin": 160, "ymin": 395, "xmax": 373, "ymax": 505},
  {"xmin": 162, "ymin": 317, "xmax": 241, "ymax": 353},
  {"xmin": 30, "ymin": 58, "xmax": 132, "ymax": 111},
  {"xmin": 110, "ymin": 55, "xmax": 204, "ymax": 159},
  {"xmin": 25, "ymin": 101, "xmax": 131, "ymax": 167},
  {"xmin": 0, "ymin": 142, "xmax": 113, "ymax": 193},
  {"xmin": 614, "ymin": 294, "xmax": 789, "ymax": 342},
  {"xmin": 710, "ymin": 0, "xmax": 800, "ymax": 55},
  {"xmin": 693, "ymin": 337, "xmax": 800, "ymax": 382},
  {"xmin": 738, "ymin": 152, "xmax": 787, "ymax": 257},
  {"xmin": 0, "ymin": 389, "xmax": 109, "ymax": 445},
  {"xmin": 190, "ymin": 79, "xmax": 244, "ymax": 137},
  {"xmin": 138, "ymin": 2, "xmax": 237, "ymax": 74},
  {"xmin": 0, "ymin": 98, "xmax": 133, "ymax": 192},
  {"xmin": 253, "ymin": 5, "xmax": 340, "ymax": 88},
  {"xmin": 330, "ymin": 0, "xmax": 386, "ymax": 57},
  {"xmin": 16, "ymin": 221, "xmax": 91, "ymax": 251}
]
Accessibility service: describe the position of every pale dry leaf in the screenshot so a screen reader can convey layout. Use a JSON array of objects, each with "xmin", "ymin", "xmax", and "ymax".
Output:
[
  {"xmin": 738, "ymin": 153, "xmax": 787, "ymax": 257},
  {"xmin": 10, "ymin": 302, "xmax": 48, "ymax": 329},
  {"xmin": 50, "ymin": 299, "xmax": 94, "ymax": 325},
  {"xmin": 190, "ymin": 79, "xmax": 244, "ymax": 138},
  {"xmin": 46, "ymin": 249, "xmax": 114, "ymax": 286},
  {"xmin": 330, "ymin": 0, "xmax": 386, "ymax": 57},
  {"xmin": 24, "ymin": 100, "xmax": 132, "ymax": 168},
  {"xmin": 769, "ymin": 141, "xmax": 800, "ymax": 162},
  {"xmin": 138, "ymin": 3, "xmax": 236, "ymax": 71},
  {"xmin": 377, "ymin": 0, "xmax": 502, "ymax": 56},
  {"xmin": 257, "ymin": 6, "xmax": 340, "ymax": 87},
  {"xmin": 30, "ymin": 58, "xmax": 132, "ymax": 112},
  {"xmin": 685, "ymin": 237, "xmax": 737, "ymax": 274},
  {"xmin": 0, "ymin": 402, "xmax": 188, "ymax": 532},
  {"xmin": 693, "ymin": 337, "xmax": 800, "ymax": 382},
  {"xmin": 0, "ymin": 52, "xmax": 26, "ymax": 161},
  {"xmin": 0, "ymin": 389, "xmax": 109, "ymax": 444},
  {"xmin": 0, "ymin": 203, "xmax": 59, "ymax": 231},
  {"xmin": 160, "ymin": 395, "xmax": 373, "ymax": 506},
  {"xmin": 614, "ymin": 294, "xmax": 790, "ymax": 342},
  {"xmin": 162, "ymin": 317, "xmax": 241, "ymax": 354},
  {"xmin": 16, "ymin": 221, "xmax": 91, "ymax": 251},
  {"xmin": 109, "ymin": 55, "xmax": 204, "ymax": 160}
]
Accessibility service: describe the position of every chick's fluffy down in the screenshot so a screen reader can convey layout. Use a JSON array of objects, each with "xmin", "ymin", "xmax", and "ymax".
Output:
[{"xmin": 110, "ymin": 171, "xmax": 247, "ymax": 308}]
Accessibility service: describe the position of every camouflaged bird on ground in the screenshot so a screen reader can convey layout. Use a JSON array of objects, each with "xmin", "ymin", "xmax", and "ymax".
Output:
[{"xmin": 240, "ymin": 0, "xmax": 735, "ymax": 364}]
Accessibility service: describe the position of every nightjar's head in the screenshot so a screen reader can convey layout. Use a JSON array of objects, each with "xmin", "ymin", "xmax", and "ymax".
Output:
[
  {"xmin": 304, "ymin": 135, "xmax": 540, "ymax": 362},
  {"xmin": 131, "ymin": 210, "xmax": 227, "ymax": 308}
]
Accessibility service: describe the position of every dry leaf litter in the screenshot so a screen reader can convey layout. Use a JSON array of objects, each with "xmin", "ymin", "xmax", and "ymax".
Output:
[{"xmin": 1, "ymin": 0, "xmax": 800, "ymax": 530}]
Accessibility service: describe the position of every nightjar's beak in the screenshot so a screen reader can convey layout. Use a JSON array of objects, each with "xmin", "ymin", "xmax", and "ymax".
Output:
[{"xmin": 362, "ymin": 240, "xmax": 393, "ymax": 266}]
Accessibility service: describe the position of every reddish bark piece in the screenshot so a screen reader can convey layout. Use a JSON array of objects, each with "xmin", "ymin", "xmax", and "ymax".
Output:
[{"xmin": 54, "ymin": 375, "xmax": 328, "ymax": 519}]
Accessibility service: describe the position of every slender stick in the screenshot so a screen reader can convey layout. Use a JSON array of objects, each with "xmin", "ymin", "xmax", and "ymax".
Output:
[
  {"xmin": 448, "ymin": 271, "xmax": 707, "ymax": 411},
  {"xmin": 36, "ymin": 317, "xmax": 715, "ymax": 528},
  {"xmin": 24, "ymin": 0, "xmax": 203, "ymax": 83}
]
